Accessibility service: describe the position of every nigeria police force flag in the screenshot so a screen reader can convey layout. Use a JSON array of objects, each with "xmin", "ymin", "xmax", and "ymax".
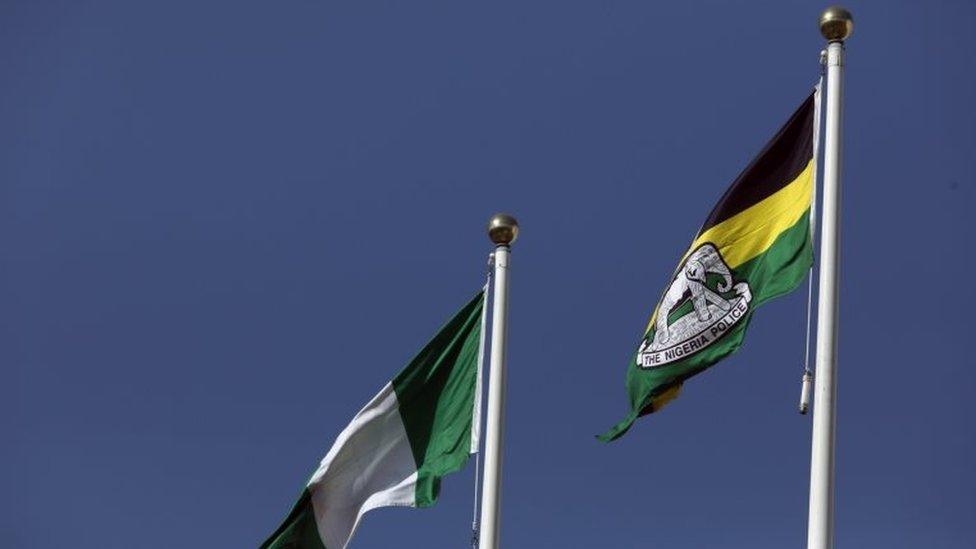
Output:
[
  {"xmin": 262, "ymin": 290, "xmax": 486, "ymax": 549},
  {"xmin": 600, "ymin": 87, "xmax": 821, "ymax": 441}
]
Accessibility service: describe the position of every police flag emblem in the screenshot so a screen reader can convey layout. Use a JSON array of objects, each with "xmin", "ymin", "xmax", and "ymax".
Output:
[{"xmin": 637, "ymin": 244, "xmax": 752, "ymax": 369}]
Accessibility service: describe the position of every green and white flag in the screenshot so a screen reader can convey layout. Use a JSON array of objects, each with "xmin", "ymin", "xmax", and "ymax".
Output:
[{"xmin": 262, "ymin": 290, "xmax": 486, "ymax": 549}]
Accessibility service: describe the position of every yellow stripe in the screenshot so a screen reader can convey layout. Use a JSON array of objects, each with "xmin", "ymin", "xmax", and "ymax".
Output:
[
  {"xmin": 644, "ymin": 159, "xmax": 813, "ymax": 333},
  {"xmin": 690, "ymin": 159, "xmax": 813, "ymax": 268},
  {"xmin": 651, "ymin": 383, "xmax": 682, "ymax": 412}
]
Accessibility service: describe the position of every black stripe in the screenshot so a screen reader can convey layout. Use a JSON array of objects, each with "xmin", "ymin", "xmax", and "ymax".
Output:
[{"xmin": 698, "ymin": 91, "xmax": 816, "ymax": 234}]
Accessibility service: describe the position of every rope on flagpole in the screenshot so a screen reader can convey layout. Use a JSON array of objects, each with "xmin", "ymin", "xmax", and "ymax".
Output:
[
  {"xmin": 799, "ymin": 59, "xmax": 826, "ymax": 415},
  {"xmin": 471, "ymin": 448, "xmax": 481, "ymax": 548},
  {"xmin": 799, "ymin": 270, "xmax": 815, "ymax": 415},
  {"xmin": 471, "ymin": 252, "xmax": 494, "ymax": 548}
]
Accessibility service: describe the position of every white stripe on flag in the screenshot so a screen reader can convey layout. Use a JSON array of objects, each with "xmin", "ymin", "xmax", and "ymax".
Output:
[{"xmin": 307, "ymin": 382, "xmax": 418, "ymax": 549}]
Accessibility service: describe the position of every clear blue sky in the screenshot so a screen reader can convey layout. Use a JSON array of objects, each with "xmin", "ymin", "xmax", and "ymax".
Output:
[{"xmin": 3, "ymin": 1, "xmax": 974, "ymax": 547}]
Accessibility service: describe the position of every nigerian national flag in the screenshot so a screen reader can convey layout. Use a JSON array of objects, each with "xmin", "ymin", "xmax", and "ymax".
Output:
[
  {"xmin": 262, "ymin": 290, "xmax": 486, "ymax": 548},
  {"xmin": 601, "ymin": 86, "xmax": 821, "ymax": 441}
]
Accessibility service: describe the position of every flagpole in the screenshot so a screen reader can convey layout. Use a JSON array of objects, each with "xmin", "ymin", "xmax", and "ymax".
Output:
[
  {"xmin": 807, "ymin": 7, "xmax": 852, "ymax": 549},
  {"xmin": 479, "ymin": 213, "xmax": 519, "ymax": 549}
]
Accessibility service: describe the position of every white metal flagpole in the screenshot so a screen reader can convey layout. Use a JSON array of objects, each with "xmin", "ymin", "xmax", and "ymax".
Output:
[
  {"xmin": 478, "ymin": 213, "xmax": 519, "ymax": 549},
  {"xmin": 807, "ymin": 7, "xmax": 852, "ymax": 549}
]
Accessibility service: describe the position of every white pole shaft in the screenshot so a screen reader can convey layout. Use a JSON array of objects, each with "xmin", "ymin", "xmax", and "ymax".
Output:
[
  {"xmin": 807, "ymin": 40, "xmax": 845, "ymax": 549},
  {"xmin": 479, "ymin": 245, "xmax": 512, "ymax": 549}
]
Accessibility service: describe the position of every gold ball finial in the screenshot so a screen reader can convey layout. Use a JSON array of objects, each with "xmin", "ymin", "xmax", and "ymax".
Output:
[
  {"xmin": 487, "ymin": 213, "xmax": 519, "ymax": 246},
  {"xmin": 820, "ymin": 6, "xmax": 853, "ymax": 42}
]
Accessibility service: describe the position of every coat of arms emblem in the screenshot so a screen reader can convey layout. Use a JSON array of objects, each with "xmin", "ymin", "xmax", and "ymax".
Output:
[{"xmin": 636, "ymin": 244, "xmax": 752, "ymax": 368}]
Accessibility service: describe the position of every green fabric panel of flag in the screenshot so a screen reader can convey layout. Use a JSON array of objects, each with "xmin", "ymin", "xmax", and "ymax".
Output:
[
  {"xmin": 392, "ymin": 290, "xmax": 484, "ymax": 507},
  {"xmin": 260, "ymin": 489, "xmax": 327, "ymax": 549}
]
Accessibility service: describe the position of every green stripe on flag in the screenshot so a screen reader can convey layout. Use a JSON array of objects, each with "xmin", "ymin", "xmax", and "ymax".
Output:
[
  {"xmin": 393, "ymin": 290, "xmax": 485, "ymax": 507},
  {"xmin": 260, "ymin": 489, "xmax": 326, "ymax": 549},
  {"xmin": 735, "ymin": 207, "xmax": 814, "ymax": 308}
]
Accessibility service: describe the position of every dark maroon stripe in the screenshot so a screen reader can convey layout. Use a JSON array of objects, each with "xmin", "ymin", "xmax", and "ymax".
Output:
[{"xmin": 698, "ymin": 91, "xmax": 816, "ymax": 234}]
